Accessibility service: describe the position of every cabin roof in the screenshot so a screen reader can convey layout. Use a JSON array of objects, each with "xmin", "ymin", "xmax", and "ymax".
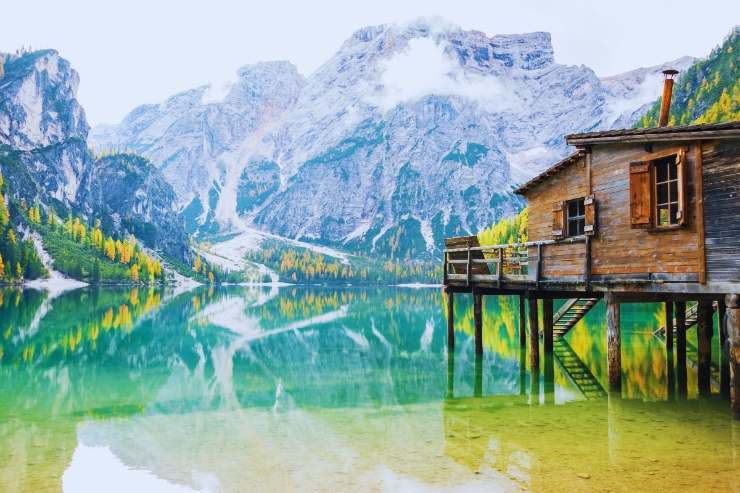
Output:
[
  {"xmin": 566, "ymin": 121, "xmax": 740, "ymax": 146},
  {"xmin": 513, "ymin": 151, "xmax": 584, "ymax": 195},
  {"xmin": 514, "ymin": 121, "xmax": 740, "ymax": 195}
]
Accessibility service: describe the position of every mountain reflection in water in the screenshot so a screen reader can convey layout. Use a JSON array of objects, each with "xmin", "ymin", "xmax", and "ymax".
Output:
[{"xmin": 0, "ymin": 285, "xmax": 736, "ymax": 492}]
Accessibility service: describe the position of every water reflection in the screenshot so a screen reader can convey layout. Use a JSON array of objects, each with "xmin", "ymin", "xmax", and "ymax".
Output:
[{"xmin": 0, "ymin": 285, "xmax": 736, "ymax": 492}]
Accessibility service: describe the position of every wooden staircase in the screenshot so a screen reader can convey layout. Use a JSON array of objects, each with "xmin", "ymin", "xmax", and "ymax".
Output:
[
  {"xmin": 653, "ymin": 302, "xmax": 701, "ymax": 337},
  {"xmin": 552, "ymin": 297, "xmax": 600, "ymax": 338},
  {"xmin": 553, "ymin": 338, "xmax": 607, "ymax": 399}
]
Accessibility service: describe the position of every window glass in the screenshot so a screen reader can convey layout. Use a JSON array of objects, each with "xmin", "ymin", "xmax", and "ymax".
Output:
[
  {"xmin": 566, "ymin": 198, "xmax": 585, "ymax": 237},
  {"xmin": 654, "ymin": 155, "xmax": 679, "ymax": 227}
]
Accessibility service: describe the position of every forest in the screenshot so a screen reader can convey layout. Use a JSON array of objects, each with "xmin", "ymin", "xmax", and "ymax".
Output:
[
  {"xmin": 639, "ymin": 27, "xmax": 738, "ymax": 127},
  {"xmin": 245, "ymin": 239, "xmax": 441, "ymax": 285}
]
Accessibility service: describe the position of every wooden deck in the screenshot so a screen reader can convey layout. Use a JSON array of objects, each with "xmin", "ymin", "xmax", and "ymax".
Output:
[{"xmin": 443, "ymin": 235, "xmax": 735, "ymax": 298}]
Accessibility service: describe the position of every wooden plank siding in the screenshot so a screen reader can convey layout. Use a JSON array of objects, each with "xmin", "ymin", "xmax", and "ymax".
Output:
[
  {"xmin": 525, "ymin": 155, "xmax": 588, "ymax": 279},
  {"xmin": 524, "ymin": 142, "xmax": 711, "ymax": 282},
  {"xmin": 702, "ymin": 140, "xmax": 740, "ymax": 283},
  {"xmin": 589, "ymin": 142, "xmax": 702, "ymax": 280}
]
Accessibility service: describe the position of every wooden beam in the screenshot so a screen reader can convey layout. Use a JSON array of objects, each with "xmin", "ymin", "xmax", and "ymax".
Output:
[
  {"xmin": 528, "ymin": 296, "xmax": 540, "ymax": 370},
  {"xmin": 473, "ymin": 292, "xmax": 483, "ymax": 356},
  {"xmin": 719, "ymin": 297, "xmax": 730, "ymax": 398},
  {"xmin": 665, "ymin": 301, "xmax": 674, "ymax": 352},
  {"xmin": 694, "ymin": 143, "xmax": 707, "ymax": 284},
  {"xmin": 446, "ymin": 349, "xmax": 455, "ymax": 399},
  {"xmin": 446, "ymin": 289, "xmax": 455, "ymax": 350},
  {"xmin": 726, "ymin": 294, "xmax": 740, "ymax": 419},
  {"xmin": 675, "ymin": 300, "xmax": 688, "ymax": 398},
  {"xmin": 543, "ymin": 298, "xmax": 554, "ymax": 353},
  {"xmin": 606, "ymin": 292, "xmax": 621, "ymax": 394},
  {"xmin": 474, "ymin": 354, "xmax": 483, "ymax": 398},
  {"xmin": 697, "ymin": 300, "xmax": 713, "ymax": 397},
  {"xmin": 519, "ymin": 293, "xmax": 527, "ymax": 348},
  {"xmin": 585, "ymin": 149, "xmax": 593, "ymax": 195},
  {"xmin": 584, "ymin": 235, "xmax": 592, "ymax": 289}
]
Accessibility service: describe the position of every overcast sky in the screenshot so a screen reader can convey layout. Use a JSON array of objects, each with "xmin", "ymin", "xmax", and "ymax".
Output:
[{"xmin": 3, "ymin": 0, "xmax": 737, "ymax": 125}]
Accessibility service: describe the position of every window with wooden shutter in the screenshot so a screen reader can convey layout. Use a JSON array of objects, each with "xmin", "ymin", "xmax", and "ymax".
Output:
[
  {"xmin": 629, "ymin": 161, "xmax": 652, "ymax": 228},
  {"xmin": 552, "ymin": 202, "xmax": 565, "ymax": 238},
  {"xmin": 584, "ymin": 194, "xmax": 597, "ymax": 235}
]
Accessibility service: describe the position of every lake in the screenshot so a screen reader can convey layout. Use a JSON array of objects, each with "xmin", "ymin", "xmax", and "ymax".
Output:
[{"xmin": 0, "ymin": 285, "xmax": 737, "ymax": 492}]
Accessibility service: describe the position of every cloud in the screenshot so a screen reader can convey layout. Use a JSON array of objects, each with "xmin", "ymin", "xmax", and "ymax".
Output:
[{"xmin": 370, "ymin": 37, "xmax": 513, "ymax": 112}]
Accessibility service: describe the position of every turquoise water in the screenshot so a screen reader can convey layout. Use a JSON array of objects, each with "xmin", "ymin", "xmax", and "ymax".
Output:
[{"xmin": 0, "ymin": 286, "xmax": 737, "ymax": 492}]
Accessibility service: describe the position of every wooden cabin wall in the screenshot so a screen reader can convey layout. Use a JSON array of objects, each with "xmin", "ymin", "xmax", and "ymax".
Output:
[
  {"xmin": 702, "ymin": 139, "xmax": 740, "ymax": 283},
  {"xmin": 526, "ymin": 157, "xmax": 587, "ymax": 279},
  {"xmin": 589, "ymin": 142, "xmax": 701, "ymax": 280}
]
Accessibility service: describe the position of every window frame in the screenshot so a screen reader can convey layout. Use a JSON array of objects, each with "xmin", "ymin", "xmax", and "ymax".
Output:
[
  {"xmin": 566, "ymin": 197, "xmax": 586, "ymax": 237},
  {"xmin": 653, "ymin": 155, "xmax": 680, "ymax": 228}
]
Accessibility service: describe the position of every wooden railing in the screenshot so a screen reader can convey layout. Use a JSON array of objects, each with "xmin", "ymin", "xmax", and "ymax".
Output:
[{"xmin": 443, "ymin": 236, "xmax": 587, "ymax": 286}]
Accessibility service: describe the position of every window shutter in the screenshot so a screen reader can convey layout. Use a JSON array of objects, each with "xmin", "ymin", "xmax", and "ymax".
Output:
[
  {"xmin": 552, "ymin": 202, "xmax": 565, "ymax": 238},
  {"xmin": 584, "ymin": 194, "xmax": 597, "ymax": 235},
  {"xmin": 675, "ymin": 150, "xmax": 686, "ymax": 226},
  {"xmin": 629, "ymin": 161, "xmax": 652, "ymax": 228}
]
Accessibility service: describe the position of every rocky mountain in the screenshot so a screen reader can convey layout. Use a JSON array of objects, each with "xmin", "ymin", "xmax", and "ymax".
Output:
[
  {"xmin": 77, "ymin": 153, "xmax": 191, "ymax": 262},
  {"xmin": 0, "ymin": 49, "xmax": 191, "ymax": 263},
  {"xmin": 91, "ymin": 19, "xmax": 696, "ymax": 260},
  {"xmin": 0, "ymin": 49, "xmax": 91, "ymax": 208}
]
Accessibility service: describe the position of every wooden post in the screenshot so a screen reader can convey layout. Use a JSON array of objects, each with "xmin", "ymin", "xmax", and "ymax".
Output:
[
  {"xmin": 543, "ymin": 298, "xmax": 554, "ymax": 354},
  {"xmin": 606, "ymin": 293, "xmax": 621, "ymax": 394},
  {"xmin": 528, "ymin": 296, "xmax": 540, "ymax": 370},
  {"xmin": 726, "ymin": 294, "xmax": 740, "ymax": 419},
  {"xmin": 474, "ymin": 354, "xmax": 483, "ymax": 398},
  {"xmin": 446, "ymin": 288, "xmax": 455, "ymax": 350},
  {"xmin": 664, "ymin": 301, "xmax": 674, "ymax": 352},
  {"xmin": 544, "ymin": 353, "xmax": 555, "ymax": 404},
  {"xmin": 666, "ymin": 345, "xmax": 676, "ymax": 400},
  {"xmin": 519, "ymin": 293, "xmax": 527, "ymax": 348},
  {"xmin": 519, "ymin": 346, "xmax": 527, "ymax": 396},
  {"xmin": 697, "ymin": 300, "xmax": 713, "ymax": 397},
  {"xmin": 675, "ymin": 300, "xmax": 688, "ymax": 398},
  {"xmin": 473, "ymin": 292, "xmax": 483, "ymax": 356},
  {"xmin": 719, "ymin": 297, "xmax": 730, "ymax": 398},
  {"xmin": 446, "ymin": 349, "xmax": 455, "ymax": 400}
]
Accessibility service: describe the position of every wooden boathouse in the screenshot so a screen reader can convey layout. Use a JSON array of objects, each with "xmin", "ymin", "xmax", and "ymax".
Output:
[{"xmin": 443, "ymin": 89, "xmax": 740, "ymax": 416}]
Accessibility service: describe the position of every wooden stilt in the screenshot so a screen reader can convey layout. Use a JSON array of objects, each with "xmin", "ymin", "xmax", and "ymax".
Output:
[
  {"xmin": 666, "ymin": 346, "xmax": 676, "ymax": 400},
  {"xmin": 519, "ymin": 346, "xmax": 526, "ymax": 396},
  {"xmin": 675, "ymin": 300, "xmax": 688, "ymax": 398},
  {"xmin": 726, "ymin": 294, "xmax": 740, "ymax": 419},
  {"xmin": 606, "ymin": 293, "xmax": 621, "ymax": 394},
  {"xmin": 543, "ymin": 298, "xmax": 554, "ymax": 354},
  {"xmin": 719, "ymin": 297, "xmax": 730, "ymax": 398},
  {"xmin": 446, "ymin": 289, "xmax": 455, "ymax": 350},
  {"xmin": 664, "ymin": 301, "xmax": 674, "ymax": 352},
  {"xmin": 446, "ymin": 349, "xmax": 455, "ymax": 400},
  {"xmin": 697, "ymin": 300, "xmax": 714, "ymax": 397},
  {"xmin": 544, "ymin": 353, "xmax": 555, "ymax": 403},
  {"xmin": 528, "ymin": 296, "xmax": 540, "ymax": 370},
  {"xmin": 519, "ymin": 293, "xmax": 527, "ymax": 348},
  {"xmin": 474, "ymin": 354, "xmax": 483, "ymax": 398},
  {"xmin": 473, "ymin": 292, "xmax": 483, "ymax": 356}
]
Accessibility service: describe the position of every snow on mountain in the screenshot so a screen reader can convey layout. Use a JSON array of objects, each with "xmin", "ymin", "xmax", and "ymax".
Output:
[{"xmin": 90, "ymin": 19, "xmax": 695, "ymax": 259}]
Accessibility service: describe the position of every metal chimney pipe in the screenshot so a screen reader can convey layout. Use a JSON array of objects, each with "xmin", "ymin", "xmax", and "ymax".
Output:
[{"xmin": 658, "ymin": 69, "xmax": 679, "ymax": 127}]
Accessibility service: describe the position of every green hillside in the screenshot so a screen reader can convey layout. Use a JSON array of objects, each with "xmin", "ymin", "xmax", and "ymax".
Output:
[{"xmin": 638, "ymin": 27, "xmax": 739, "ymax": 127}]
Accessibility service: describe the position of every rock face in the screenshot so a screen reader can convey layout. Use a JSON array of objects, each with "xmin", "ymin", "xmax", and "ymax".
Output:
[
  {"xmin": 91, "ymin": 19, "xmax": 696, "ymax": 259},
  {"xmin": 0, "ymin": 49, "xmax": 191, "ymax": 263},
  {"xmin": 0, "ymin": 49, "xmax": 91, "ymax": 206},
  {"xmin": 77, "ymin": 154, "xmax": 191, "ymax": 262}
]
